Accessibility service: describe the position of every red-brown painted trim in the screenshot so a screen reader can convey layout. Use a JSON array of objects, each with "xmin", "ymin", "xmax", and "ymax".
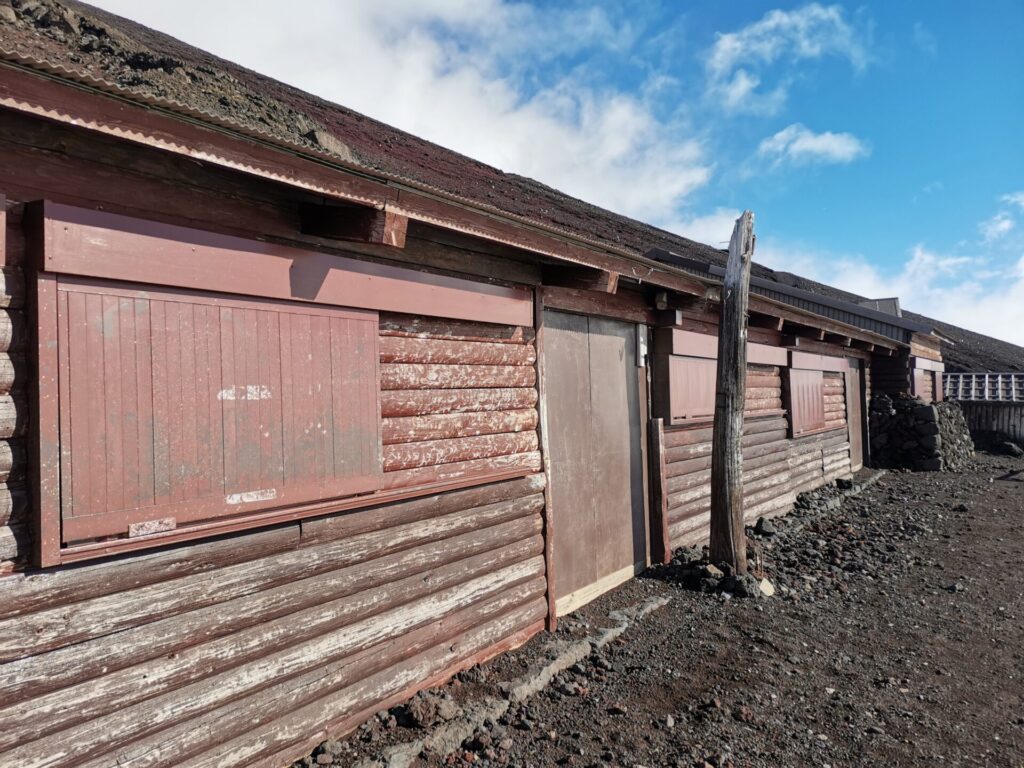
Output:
[
  {"xmin": 38, "ymin": 201, "xmax": 535, "ymax": 327},
  {"xmin": 533, "ymin": 287, "xmax": 558, "ymax": 631},
  {"xmin": 28, "ymin": 231, "xmax": 62, "ymax": 567},
  {"xmin": 56, "ymin": 467, "xmax": 538, "ymax": 564},
  {"xmin": 790, "ymin": 350, "xmax": 849, "ymax": 373},
  {"xmin": 661, "ymin": 328, "xmax": 790, "ymax": 367},
  {"xmin": 0, "ymin": 193, "xmax": 6, "ymax": 265}
]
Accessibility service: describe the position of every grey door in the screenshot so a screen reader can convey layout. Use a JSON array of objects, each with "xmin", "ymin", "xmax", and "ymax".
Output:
[{"xmin": 543, "ymin": 311, "xmax": 647, "ymax": 614}]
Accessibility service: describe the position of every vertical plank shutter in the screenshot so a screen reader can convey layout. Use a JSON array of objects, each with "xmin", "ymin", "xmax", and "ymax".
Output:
[
  {"xmin": 56, "ymin": 278, "xmax": 381, "ymax": 543},
  {"xmin": 668, "ymin": 356, "xmax": 717, "ymax": 421},
  {"xmin": 788, "ymin": 369, "xmax": 826, "ymax": 436}
]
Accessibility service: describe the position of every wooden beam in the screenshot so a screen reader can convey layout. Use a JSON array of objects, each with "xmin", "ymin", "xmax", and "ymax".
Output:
[
  {"xmin": 542, "ymin": 265, "xmax": 620, "ymax": 294},
  {"xmin": 749, "ymin": 312, "xmax": 784, "ymax": 331},
  {"xmin": 393, "ymin": 187, "xmax": 709, "ymax": 297},
  {"xmin": 749, "ymin": 294, "xmax": 899, "ymax": 349},
  {"xmin": 710, "ymin": 211, "xmax": 754, "ymax": 575},
  {"xmin": 541, "ymin": 285, "xmax": 654, "ymax": 324},
  {"xmin": 300, "ymin": 203, "xmax": 408, "ymax": 248}
]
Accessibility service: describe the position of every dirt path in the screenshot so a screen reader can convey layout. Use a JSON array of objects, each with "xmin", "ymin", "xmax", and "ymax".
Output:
[{"xmin": 300, "ymin": 452, "xmax": 1024, "ymax": 768}]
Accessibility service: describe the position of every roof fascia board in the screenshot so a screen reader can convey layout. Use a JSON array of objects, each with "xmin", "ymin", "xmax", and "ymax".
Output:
[
  {"xmin": 748, "ymin": 294, "xmax": 901, "ymax": 350},
  {"xmin": 649, "ymin": 248, "xmax": 932, "ymax": 334},
  {"xmin": 0, "ymin": 60, "xmax": 709, "ymax": 298}
]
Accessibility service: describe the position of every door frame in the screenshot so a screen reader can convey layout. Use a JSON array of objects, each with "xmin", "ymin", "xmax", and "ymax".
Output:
[{"xmin": 535, "ymin": 290, "xmax": 652, "ymax": 624}]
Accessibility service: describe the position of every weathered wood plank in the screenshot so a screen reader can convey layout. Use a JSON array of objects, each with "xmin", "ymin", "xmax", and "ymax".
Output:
[
  {"xmin": 380, "ymin": 363, "xmax": 536, "ymax": 390},
  {"xmin": 536, "ymin": 286, "xmax": 655, "ymax": 325},
  {"xmin": 381, "ymin": 452, "xmax": 543, "ymax": 490},
  {"xmin": 0, "ymin": 492, "xmax": 544, "ymax": 661},
  {"xmin": 0, "ymin": 516, "xmax": 542, "ymax": 704},
  {"xmin": 301, "ymin": 474, "xmax": 544, "ymax": 544},
  {"xmin": 7, "ymin": 563, "xmax": 545, "ymax": 766},
  {"xmin": 383, "ymin": 432, "xmax": 539, "ymax": 472},
  {"xmin": 0, "ymin": 353, "xmax": 26, "ymax": 394},
  {"xmin": 0, "ymin": 440, "xmax": 24, "ymax": 484},
  {"xmin": 665, "ymin": 428, "xmax": 787, "ymax": 464},
  {"xmin": 0, "ymin": 526, "xmax": 300, "ymax": 621},
  {"xmin": 0, "ymin": 310, "xmax": 27, "ymax": 352},
  {"xmin": 0, "ymin": 484, "xmax": 29, "ymax": 526},
  {"xmin": 379, "ymin": 314, "xmax": 534, "ymax": 344},
  {"xmin": 382, "ymin": 410, "xmax": 538, "ymax": 444},
  {"xmin": 379, "ymin": 336, "xmax": 536, "ymax": 366},
  {"xmin": 0, "ymin": 267, "xmax": 24, "ymax": 309},
  {"xmin": 0, "ymin": 530, "xmax": 543, "ymax": 743},
  {"xmin": 380, "ymin": 387, "xmax": 538, "ymax": 418},
  {"xmin": 100, "ymin": 597, "xmax": 547, "ymax": 768}
]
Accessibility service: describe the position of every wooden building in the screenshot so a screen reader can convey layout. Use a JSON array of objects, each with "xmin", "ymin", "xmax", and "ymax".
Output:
[{"xmin": 0, "ymin": 8, "xmax": 942, "ymax": 765}]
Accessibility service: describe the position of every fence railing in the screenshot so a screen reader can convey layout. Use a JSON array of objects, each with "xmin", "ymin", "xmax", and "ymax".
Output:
[{"xmin": 944, "ymin": 372, "xmax": 1024, "ymax": 401}]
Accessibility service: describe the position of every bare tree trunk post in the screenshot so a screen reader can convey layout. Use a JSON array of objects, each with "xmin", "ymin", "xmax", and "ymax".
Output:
[{"xmin": 710, "ymin": 211, "xmax": 755, "ymax": 574}]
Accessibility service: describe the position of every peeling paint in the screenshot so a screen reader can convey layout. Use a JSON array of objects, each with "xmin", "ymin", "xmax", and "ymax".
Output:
[
  {"xmin": 217, "ymin": 385, "xmax": 273, "ymax": 401},
  {"xmin": 225, "ymin": 488, "xmax": 278, "ymax": 505}
]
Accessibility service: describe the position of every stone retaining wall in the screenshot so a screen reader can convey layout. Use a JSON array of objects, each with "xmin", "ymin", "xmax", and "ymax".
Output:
[{"xmin": 869, "ymin": 394, "xmax": 974, "ymax": 471}]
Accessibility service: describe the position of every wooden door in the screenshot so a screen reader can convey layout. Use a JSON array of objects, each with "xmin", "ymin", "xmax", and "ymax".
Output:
[
  {"xmin": 544, "ymin": 311, "xmax": 647, "ymax": 615},
  {"xmin": 845, "ymin": 358, "xmax": 865, "ymax": 471}
]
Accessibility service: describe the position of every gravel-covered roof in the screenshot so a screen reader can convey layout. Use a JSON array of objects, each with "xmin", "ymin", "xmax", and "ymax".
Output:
[{"xmin": 1, "ymin": 0, "xmax": 1021, "ymax": 372}]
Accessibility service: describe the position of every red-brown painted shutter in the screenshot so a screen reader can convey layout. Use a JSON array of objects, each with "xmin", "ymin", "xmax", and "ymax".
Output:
[
  {"xmin": 669, "ymin": 355, "xmax": 717, "ymax": 421},
  {"xmin": 56, "ymin": 277, "xmax": 381, "ymax": 543},
  {"xmin": 789, "ymin": 368, "xmax": 826, "ymax": 436}
]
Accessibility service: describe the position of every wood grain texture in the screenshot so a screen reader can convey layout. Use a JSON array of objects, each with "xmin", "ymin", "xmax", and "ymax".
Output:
[
  {"xmin": 380, "ymin": 336, "xmax": 536, "ymax": 366},
  {"xmin": 382, "ymin": 410, "xmax": 538, "ymax": 444},
  {"xmin": 383, "ymin": 432, "xmax": 539, "ymax": 472},
  {"xmin": 380, "ymin": 363, "xmax": 536, "ymax": 390},
  {"xmin": 380, "ymin": 388, "xmax": 538, "ymax": 417}
]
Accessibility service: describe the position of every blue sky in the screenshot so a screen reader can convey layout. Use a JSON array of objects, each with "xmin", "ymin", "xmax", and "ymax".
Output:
[{"xmin": 90, "ymin": 1, "xmax": 1024, "ymax": 346}]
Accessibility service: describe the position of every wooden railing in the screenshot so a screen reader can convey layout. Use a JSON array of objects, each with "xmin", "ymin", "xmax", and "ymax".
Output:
[{"xmin": 944, "ymin": 372, "xmax": 1024, "ymax": 401}]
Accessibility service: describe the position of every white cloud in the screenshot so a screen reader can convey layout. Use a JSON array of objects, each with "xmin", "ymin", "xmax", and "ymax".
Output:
[
  {"xmin": 757, "ymin": 123, "xmax": 870, "ymax": 167},
  {"xmin": 705, "ymin": 3, "xmax": 868, "ymax": 114},
  {"xmin": 1002, "ymin": 191, "xmax": 1024, "ymax": 211},
  {"xmin": 980, "ymin": 212, "xmax": 1016, "ymax": 243},
  {"xmin": 662, "ymin": 207, "xmax": 743, "ymax": 246},
  {"xmin": 758, "ymin": 239, "xmax": 1024, "ymax": 346},
  {"xmin": 911, "ymin": 22, "xmax": 938, "ymax": 56},
  {"xmin": 87, "ymin": 0, "xmax": 710, "ymax": 225}
]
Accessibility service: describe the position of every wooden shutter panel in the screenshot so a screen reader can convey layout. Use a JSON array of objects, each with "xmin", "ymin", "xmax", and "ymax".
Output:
[
  {"xmin": 56, "ymin": 278, "xmax": 381, "ymax": 543},
  {"xmin": 669, "ymin": 355, "xmax": 717, "ymax": 422},
  {"xmin": 788, "ymin": 368, "xmax": 826, "ymax": 436}
]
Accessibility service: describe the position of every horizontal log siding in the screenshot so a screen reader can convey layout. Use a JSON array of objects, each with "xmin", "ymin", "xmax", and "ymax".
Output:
[
  {"xmin": 380, "ymin": 313, "xmax": 542, "ymax": 488},
  {"xmin": 0, "ymin": 474, "xmax": 547, "ymax": 767},
  {"xmin": 0, "ymin": 199, "xmax": 29, "ymax": 571},
  {"xmin": 661, "ymin": 365, "xmax": 852, "ymax": 548}
]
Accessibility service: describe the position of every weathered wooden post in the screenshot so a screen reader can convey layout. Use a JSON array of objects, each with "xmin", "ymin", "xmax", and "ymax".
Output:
[{"xmin": 710, "ymin": 211, "xmax": 755, "ymax": 574}]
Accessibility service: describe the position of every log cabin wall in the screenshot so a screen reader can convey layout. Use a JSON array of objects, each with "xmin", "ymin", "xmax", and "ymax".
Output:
[
  {"xmin": 0, "ymin": 197, "xmax": 29, "ymax": 570},
  {"xmin": 0, "ymin": 476, "xmax": 547, "ymax": 767},
  {"xmin": 652, "ymin": 328, "xmax": 855, "ymax": 549},
  {"xmin": 378, "ymin": 314, "xmax": 541, "ymax": 490},
  {"xmin": 0, "ymin": 110, "xmax": 550, "ymax": 765}
]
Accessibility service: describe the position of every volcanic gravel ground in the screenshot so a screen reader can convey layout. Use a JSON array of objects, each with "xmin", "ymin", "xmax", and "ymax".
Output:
[{"xmin": 307, "ymin": 452, "xmax": 1024, "ymax": 768}]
